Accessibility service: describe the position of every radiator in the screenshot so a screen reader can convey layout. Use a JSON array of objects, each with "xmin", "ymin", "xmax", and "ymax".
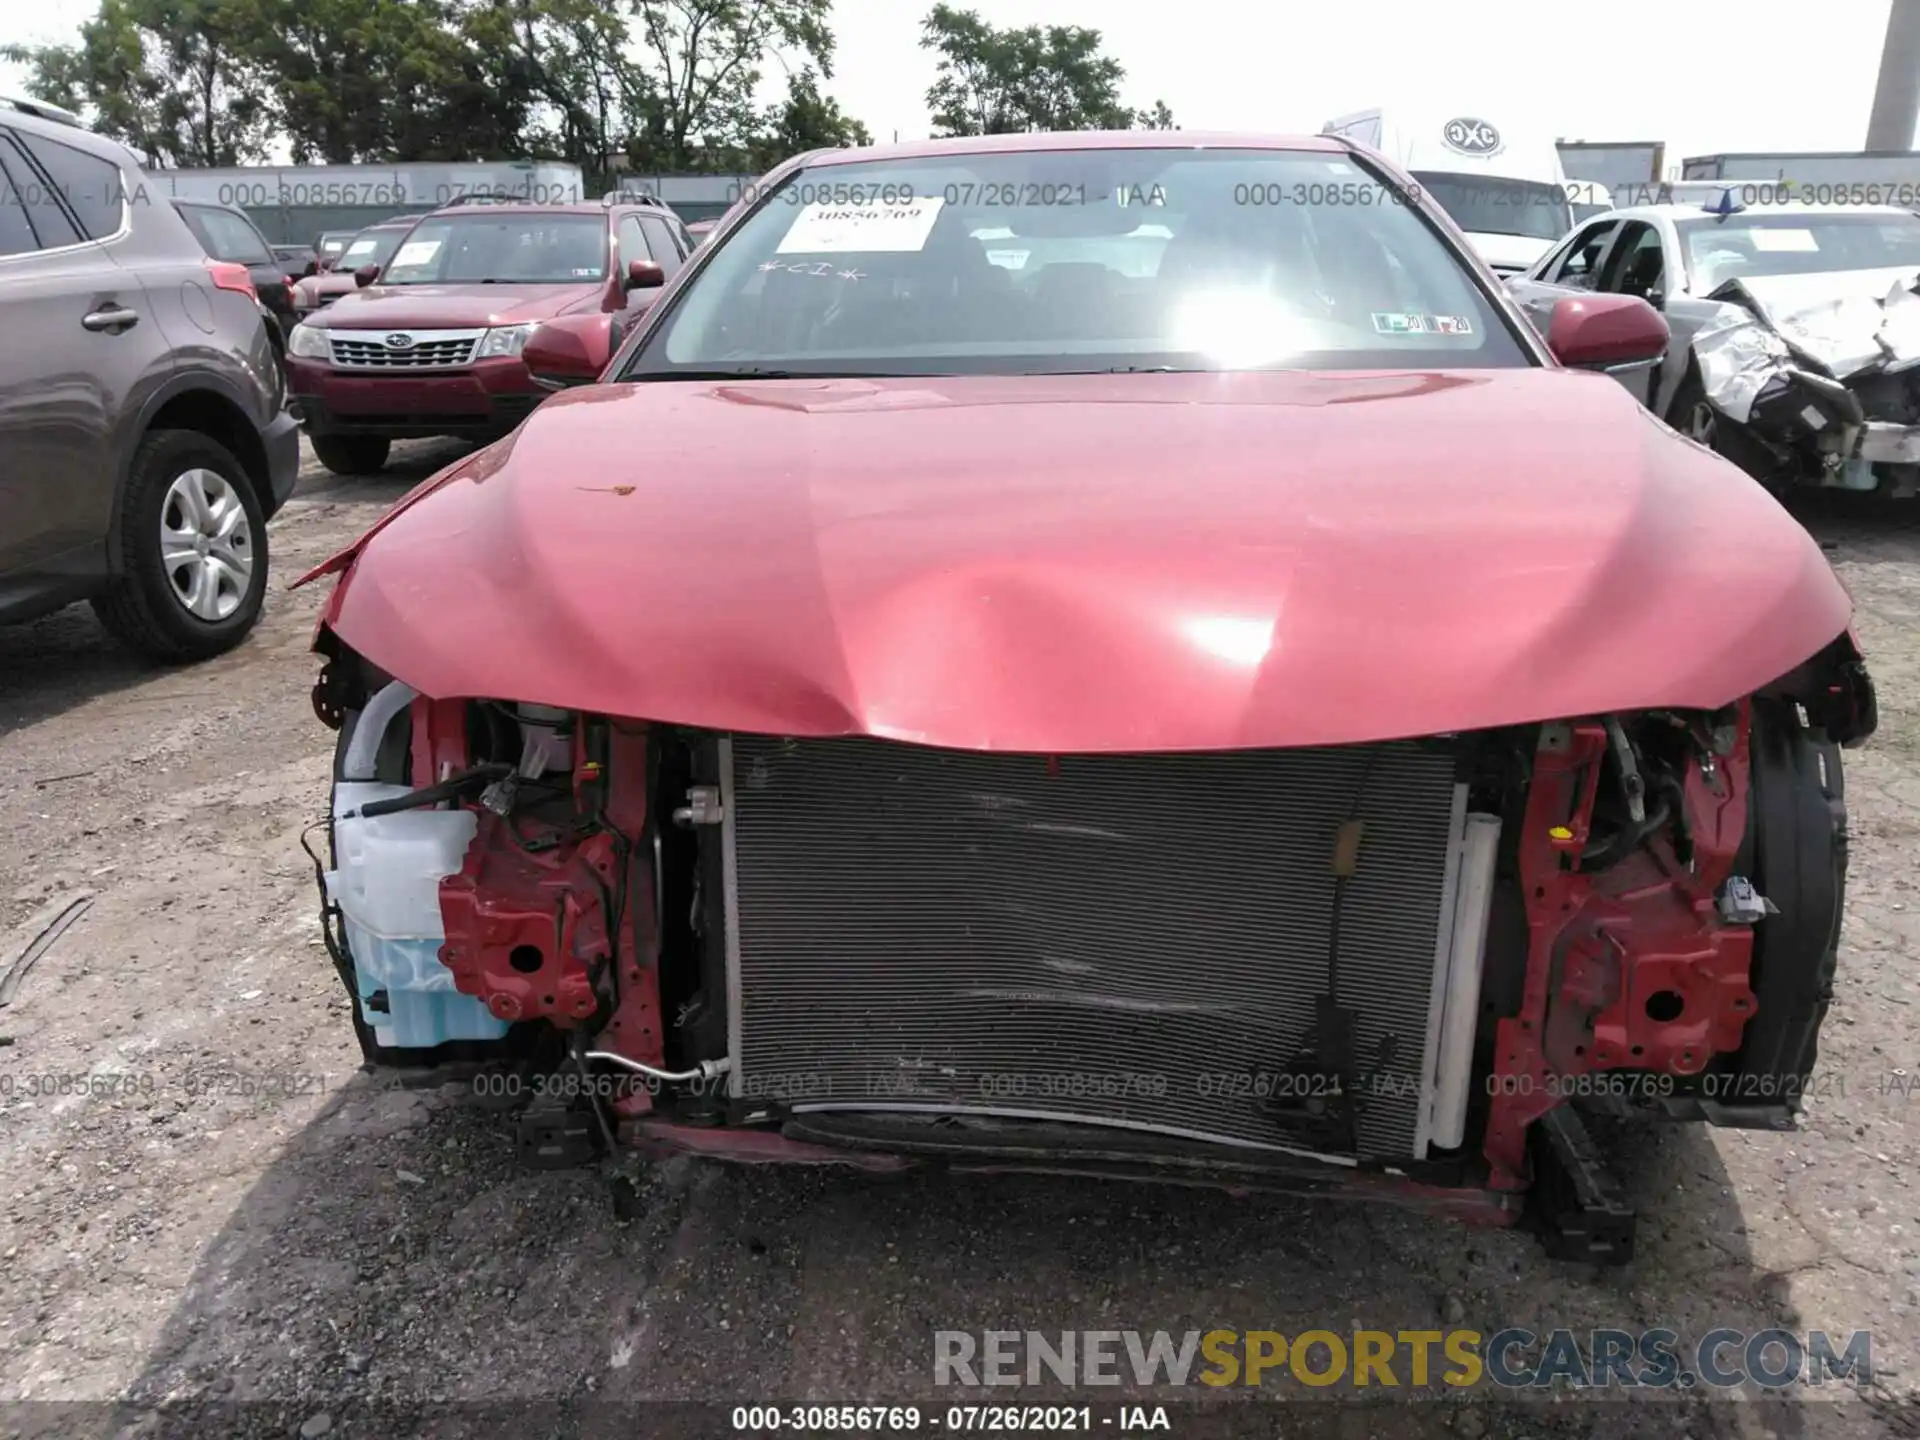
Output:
[{"xmin": 722, "ymin": 734, "xmax": 1470, "ymax": 1161}]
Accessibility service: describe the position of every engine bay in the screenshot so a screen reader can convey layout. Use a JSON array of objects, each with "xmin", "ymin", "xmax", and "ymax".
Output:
[{"xmin": 307, "ymin": 632, "xmax": 1873, "ymax": 1261}]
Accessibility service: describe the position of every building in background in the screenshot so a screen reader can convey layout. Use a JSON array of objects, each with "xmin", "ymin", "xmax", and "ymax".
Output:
[
  {"xmin": 136, "ymin": 161, "xmax": 767, "ymax": 241},
  {"xmin": 138, "ymin": 162, "xmax": 587, "ymax": 244},
  {"xmin": 1681, "ymin": 150, "xmax": 1920, "ymax": 188},
  {"xmin": 1556, "ymin": 141, "xmax": 1666, "ymax": 193},
  {"xmin": 602, "ymin": 172, "xmax": 754, "ymax": 223}
]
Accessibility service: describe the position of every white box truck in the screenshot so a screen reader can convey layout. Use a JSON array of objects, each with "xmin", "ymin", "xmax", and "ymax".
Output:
[{"xmin": 1322, "ymin": 109, "xmax": 1574, "ymax": 274}]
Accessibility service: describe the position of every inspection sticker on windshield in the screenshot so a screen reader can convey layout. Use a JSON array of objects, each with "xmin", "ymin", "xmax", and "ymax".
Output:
[
  {"xmin": 1373, "ymin": 312, "xmax": 1474, "ymax": 336},
  {"xmin": 776, "ymin": 196, "xmax": 945, "ymax": 254},
  {"xmin": 391, "ymin": 240, "xmax": 441, "ymax": 267},
  {"xmin": 1750, "ymin": 228, "xmax": 1819, "ymax": 252}
]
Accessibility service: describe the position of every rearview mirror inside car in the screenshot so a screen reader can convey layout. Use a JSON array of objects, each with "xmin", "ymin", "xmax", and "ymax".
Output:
[
  {"xmin": 624, "ymin": 259, "xmax": 666, "ymax": 292},
  {"xmin": 1546, "ymin": 294, "xmax": 1668, "ymax": 372},
  {"xmin": 524, "ymin": 314, "xmax": 615, "ymax": 389}
]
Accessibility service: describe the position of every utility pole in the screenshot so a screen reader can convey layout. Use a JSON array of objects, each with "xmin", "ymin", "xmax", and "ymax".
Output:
[{"xmin": 1867, "ymin": 0, "xmax": 1920, "ymax": 150}]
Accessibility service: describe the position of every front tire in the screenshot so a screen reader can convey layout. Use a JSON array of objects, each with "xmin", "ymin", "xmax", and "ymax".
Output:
[
  {"xmin": 1668, "ymin": 374, "xmax": 1719, "ymax": 447},
  {"xmin": 1667, "ymin": 372, "xmax": 1788, "ymax": 496},
  {"xmin": 312, "ymin": 434, "xmax": 391, "ymax": 476},
  {"xmin": 91, "ymin": 430, "xmax": 268, "ymax": 663}
]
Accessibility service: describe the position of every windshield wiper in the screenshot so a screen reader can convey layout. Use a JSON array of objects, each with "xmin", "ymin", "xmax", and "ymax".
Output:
[
  {"xmin": 1033, "ymin": 365, "xmax": 1190, "ymax": 375},
  {"xmin": 638, "ymin": 368, "xmax": 893, "ymax": 381}
]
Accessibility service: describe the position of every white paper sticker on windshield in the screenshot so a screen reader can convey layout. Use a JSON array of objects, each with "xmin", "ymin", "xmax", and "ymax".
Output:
[
  {"xmin": 391, "ymin": 240, "xmax": 441, "ymax": 266},
  {"xmin": 1750, "ymin": 229, "xmax": 1819, "ymax": 252},
  {"xmin": 777, "ymin": 197, "xmax": 945, "ymax": 254}
]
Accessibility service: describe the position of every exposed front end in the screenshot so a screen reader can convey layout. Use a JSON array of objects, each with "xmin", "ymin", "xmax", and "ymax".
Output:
[{"xmin": 306, "ymin": 634, "xmax": 1875, "ymax": 1261}]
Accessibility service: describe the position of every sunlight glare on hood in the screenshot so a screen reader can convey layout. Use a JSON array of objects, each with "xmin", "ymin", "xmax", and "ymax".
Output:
[
  {"xmin": 1170, "ymin": 289, "xmax": 1311, "ymax": 368},
  {"xmin": 1182, "ymin": 615, "xmax": 1275, "ymax": 669}
]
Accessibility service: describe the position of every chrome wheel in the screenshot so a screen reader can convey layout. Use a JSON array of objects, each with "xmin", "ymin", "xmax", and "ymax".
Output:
[
  {"xmin": 159, "ymin": 468, "xmax": 254, "ymax": 621},
  {"xmin": 1686, "ymin": 401, "xmax": 1717, "ymax": 446}
]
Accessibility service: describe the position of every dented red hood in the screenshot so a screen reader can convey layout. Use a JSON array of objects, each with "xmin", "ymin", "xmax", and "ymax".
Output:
[{"xmin": 316, "ymin": 369, "xmax": 1852, "ymax": 752}]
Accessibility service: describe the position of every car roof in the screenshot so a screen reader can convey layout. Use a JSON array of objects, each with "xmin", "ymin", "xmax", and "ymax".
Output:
[
  {"xmin": 1, "ymin": 96, "xmax": 143, "ymax": 167},
  {"xmin": 426, "ymin": 203, "xmax": 605, "ymax": 216},
  {"xmin": 1591, "ymin": 201, "xmax": 1915, "ymax": 224},
  {"xmin": 799, "ymin": 130, "xmax": 1345, "ymax": 169},
  {"xmin": 1, "ymin": 94, "xmax": 84, "ymax": 128}
]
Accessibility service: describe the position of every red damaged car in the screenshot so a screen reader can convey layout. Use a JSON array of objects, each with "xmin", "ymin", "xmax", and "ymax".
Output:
[
  {"xmin": 300, "ymin": 133, "xmax": 1875, "ymax": 1262},
  {"xmin": 284, "ymin": 193, "xmax": 694, "ymax": 476}
]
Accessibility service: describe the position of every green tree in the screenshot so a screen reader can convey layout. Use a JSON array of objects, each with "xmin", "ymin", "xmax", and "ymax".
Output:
[
  {"xmin": 245, "ymin": 0, "xmax": 533, "ymax": 162},
  {"xmin": 920, "ymin": 4, "xmax": 1172, "ymax": 137},
  {"xmin": 3, "ymin": 0, "xmax": 273, "ymax": 166},
  {"xmin": 486, "ymin": 0, "xmax": 648, "ymax": 174},
  {"xmin": 1133, "ymin": 99, "xmax": 1177, "ymax": 131},
  {"xmin": 5, "ymin": 0, "xmax": 864, "ymax": 173},
  {"xmin": 627, "ymin": 0, "xmax": 834, "ymax": 170},
  {"xmin": 739, "ymin": 66, "xmax": 869, "ymax": 170}
]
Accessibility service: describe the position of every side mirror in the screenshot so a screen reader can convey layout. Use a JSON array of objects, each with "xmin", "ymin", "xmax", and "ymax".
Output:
[
  {"xmin": 623, "ymin": 258, "xmax": 666, "ymax": 292},
  {"xmin": 353, "ymin": 264, "xmax": 380, "ymax": 288},
  {"xmin": 1546, "ymin": 294, "xmax": 1668, "ymax": 371},
  {"xmin": 524, "ymin": 313, "xmax": 615, "ymax": 389}
]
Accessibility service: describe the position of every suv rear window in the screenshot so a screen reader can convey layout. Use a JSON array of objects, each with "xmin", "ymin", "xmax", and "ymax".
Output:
[
  {"xmin": 180, "ymin": 203, "xmax": 275, "ymax": 265},
  {"xmin": 0, "ymin": 132, "xmax": 80, "ymax": 248},
  {"xmin": 0, "ymin": 153, "xmax": 37, "ymax": 255},
  {"xmin": 381, "ymin": 212, "xmax": 610, "ymax": 284},
  {"xmin": 13, "ymin": 131, "xmax": 125, "ymax": 241}
]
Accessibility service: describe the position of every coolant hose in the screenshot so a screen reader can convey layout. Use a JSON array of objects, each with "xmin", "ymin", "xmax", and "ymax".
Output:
[{"xmin": 341, "ymin": 680, "xmax": 418, "ymax": 782}]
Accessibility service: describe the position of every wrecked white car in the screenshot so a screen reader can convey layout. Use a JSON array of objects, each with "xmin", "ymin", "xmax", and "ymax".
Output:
[{"xmin": 1509, "ymin": 199, "xmax": 1920, "ymax": 497}]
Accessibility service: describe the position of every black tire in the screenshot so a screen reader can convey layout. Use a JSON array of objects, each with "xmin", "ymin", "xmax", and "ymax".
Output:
[
  {"xmin": 312, "ymin": 434, "xmax": 391, "ymax": 476},
  {"xmin": 1666, "ymin": 371, "xmax": 1788, "ymax": 496},
  {"xmin": 91, "ymin": 429, "xmax": 268, "ymax": 663},
  {"xmin": 1664, "ymin": 371, "xmax": 1718, "ymax": 446}
]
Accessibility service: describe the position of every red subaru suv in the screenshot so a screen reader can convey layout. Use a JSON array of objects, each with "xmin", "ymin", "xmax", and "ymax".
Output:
[{"xmin": 285, "ymin": 193, "xmax": 694, "ymax": 475}]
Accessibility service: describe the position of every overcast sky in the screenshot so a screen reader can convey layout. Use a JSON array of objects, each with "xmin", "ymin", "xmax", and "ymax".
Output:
[{"xmin": 1, "ymin": 0, "xmax": 1909, "ymax": 167}]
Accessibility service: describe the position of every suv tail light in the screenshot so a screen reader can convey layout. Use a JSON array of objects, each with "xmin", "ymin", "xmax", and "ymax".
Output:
[{"xmin": 206, "ymin": 260, "xmax": 257, "ymax": 301}]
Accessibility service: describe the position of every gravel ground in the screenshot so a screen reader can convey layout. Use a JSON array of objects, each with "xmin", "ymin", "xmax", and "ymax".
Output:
[{"xmin": 1, "ymin": 440, "xmax": 1918, "ymax": 1440}]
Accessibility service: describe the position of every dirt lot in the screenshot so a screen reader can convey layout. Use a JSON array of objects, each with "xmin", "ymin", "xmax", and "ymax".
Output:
[{"xmin": 1, "ymin": 441, "xmax": 1918, "ymax": 1440}]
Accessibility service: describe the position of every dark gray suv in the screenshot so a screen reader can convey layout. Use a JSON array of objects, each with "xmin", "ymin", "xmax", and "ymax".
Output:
[{"xmin": 0, "ymin": 97, "xmax": 300, "ymax": 662}]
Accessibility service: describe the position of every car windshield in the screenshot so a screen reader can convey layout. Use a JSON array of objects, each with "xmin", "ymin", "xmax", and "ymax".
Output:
[
  {"xmin": 318, "ymin": 233, "xmax": 353, "ymax": 254},
  {"xmin": 339, "ymin": 228, "xmax": 410, "ymax": 270},
  {"xmin": 1410, "ymin": 172, "xmax": 1573, "ymax": 241},
  {"xmin": 378, "ymin": 212, "xmax": 610, "ymax": 285},
  {"xmin": 631, "ymin": 148, "xmax": 1528, "ymax": 377},
  {"xmin": 1679, "ymin": 212, "xmax": 1920, "ymax": 290}
]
